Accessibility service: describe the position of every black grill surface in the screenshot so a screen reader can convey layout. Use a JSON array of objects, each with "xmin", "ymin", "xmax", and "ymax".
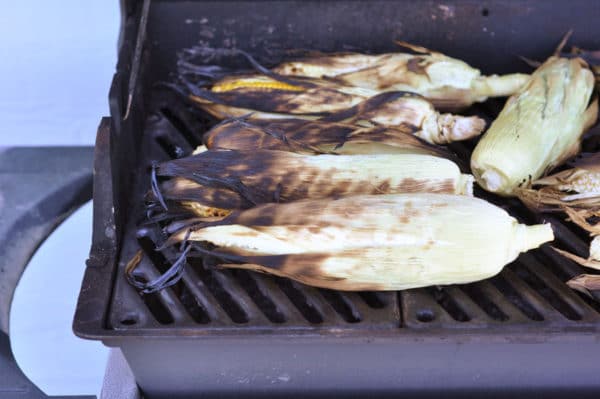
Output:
[{"xmin": 106, "ymin": 92, "xmax": 600, "ymax": 334}]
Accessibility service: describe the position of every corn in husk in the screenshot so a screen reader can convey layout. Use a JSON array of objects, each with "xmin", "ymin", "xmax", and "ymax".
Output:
[
  {"xmin": 190, "ymin": 77, "xmax": 486, "ymax": 144},
  {"xmin": 205, "ymin": 120, "xmax": 452, "ymax": 156},
  {"xmin": 155, "ymin": 150, "xmax": 474, "ymax": 220},
  {"xmin": 166, "ymin": 194, "xmax": 553, "ymax": 291},
  {"xmin": 272, "ymin": 41, "xmax": 530, "ymax": 110},
  {"xmin": 471, "ymin": 56, "xmax": 598, "ymax": 196},
  {"xmin": 200, "ymin": 92, "xmax": 485, "ymax": 146}
]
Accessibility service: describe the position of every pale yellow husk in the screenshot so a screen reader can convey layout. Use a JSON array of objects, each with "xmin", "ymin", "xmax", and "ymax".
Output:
[
  {"xmin": 172, "ymin": 194, "xmax": 554, "ymax": 291},
  {"xmin": 272, "ymin": 42, "xmax": 530, "ymax": 110},
  {"xmin": 471, "ymin": 56, "xmax": 598, "ymax": 196}
]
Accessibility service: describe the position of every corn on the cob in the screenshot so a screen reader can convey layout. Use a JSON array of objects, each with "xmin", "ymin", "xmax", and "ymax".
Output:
[
  {"xmin": 167, "ymin": 194, "xmax": 553, "ymax": 291},
  {"xmin": 190, "ymin": 74, "xmax": 377, "ymax": 119},
  {"xmin": 201, "ymin": 92, "xmax": 485, "ymax": 146},
  {"xmin": 272, "ymin": 42, "xmax": 530, "ymax": 110},
  {"xmin": 156, "ymin": 150, "xmax": 474, "ymax": 212},
  {"xmin": 471, "ymin": 56, "xmax": 598, "ymax": 196}
]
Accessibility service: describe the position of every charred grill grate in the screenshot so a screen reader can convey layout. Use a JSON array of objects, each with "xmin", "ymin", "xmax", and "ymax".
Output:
[
  {"xmin": 105, "ymin": 90, "xmax": 600, "ymax": 333},
  {"xmin": 109, "ymin": 97, "xmax": 401, "ymax": 330}
]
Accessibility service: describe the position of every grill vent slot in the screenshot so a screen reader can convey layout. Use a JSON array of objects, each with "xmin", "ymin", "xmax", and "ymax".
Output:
[
  {"xmin": 459, "ymin": 284, "xmax": 509, "ymax": 321},
  {"xmin": 425, "ymin": 287, "xmax": 471, "ymax": 322},
  {"xmin": 140, "ymin": 293, "xmax": 174, "ymax": 325},
  {"xmin": 358, "ymin": 292, "xmax": 387, "ymax": 309},
  {"xmin": 489, "ymin": 274, "xmax": 544, "ymax": 321},
  {"xmin": 319, "ymin": 290, "xmax": 361, "ymax": 323},
  {"xmin": 229, "ymin": 269, "xmax": 287, "ymax": 323},
  {"xmin": 510, "ymin": 263, "xmax": 582, "ymax": 321},
  {"xmin": 275, "ymin": 279, "xmax": 324, "ymax": 324},
  {"xmin": 159, "ymin": 107, "xmax": 203, "ymax": 148},
  {"xmin": 189, "ymin": 258, "xmax": 250, "ymax": 324}
]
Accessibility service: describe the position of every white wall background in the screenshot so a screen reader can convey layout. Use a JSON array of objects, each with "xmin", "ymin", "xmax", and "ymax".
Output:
[
  {"xmin": 1, "ymin": 1, "xmax": 120, "ymax": 397},
  {"xmin": 0, "ymin": 1, "xmax": 119, "ymax": 145}
]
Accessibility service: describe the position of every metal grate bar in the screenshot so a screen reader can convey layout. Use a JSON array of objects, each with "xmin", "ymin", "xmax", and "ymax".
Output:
[
  {"xmin": 472, "ymin": 280, "xmax": 530, "ymax": 323},
  {"xmin": 341, "ymin": 292, "xmax": 399, "ymax": 327},
  {"xmin": 443, "ymin": 286, "xmax": 491, "ymax": 324},
  {"xmin": 178, "ymin": 269, "xmax": 234, "ymax": 325},
  {"xmin": 292, "ymin": 283, "xmax": 347, "ymax": 325},
  {"xmin": 209, "ymin": 269, "xmax": 271, "ymax": 324},
  {"xmin": 242, "ymin": 272, "xmax": 312, "ymax": 324},
  {"xmin": 401, "ymin": 289, "xmax": 456, "ymax": 327},
  {"xmin": 128, "ymin": 255, "xmax": 188, "ymax": 324},
  {"xmin": 500, "ymin": 268, "xmax": 564, "ymax": 322},
  {"xmin": 105, "ymin": 87, "xmax": 600, "ymax": 333},
  {"xmin": 519, "ymin": 253, "xmax": 599, "ymax": 321},
  {"xmin": 545, "ymin": 215, "xmax": 590, "ymax": 256}
]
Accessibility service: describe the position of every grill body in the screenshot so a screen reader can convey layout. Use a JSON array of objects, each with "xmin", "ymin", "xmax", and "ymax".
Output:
[{"xmin": 74, "ymin": 1, "xmax": 600, "ymax": 397}]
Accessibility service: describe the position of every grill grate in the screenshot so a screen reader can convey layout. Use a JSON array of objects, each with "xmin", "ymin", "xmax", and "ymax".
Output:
[{"xmin": 107, "ymin": 89, "xmax": 600, "ymax": 333}]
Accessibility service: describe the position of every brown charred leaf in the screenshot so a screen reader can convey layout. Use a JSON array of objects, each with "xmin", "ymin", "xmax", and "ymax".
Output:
[
  {"xmin": 204, "ymin": 117, "xmax": 452, "ymax": 159},
  {"xmin": 159, "ymin": 177, "xmax": 246, "ymax": 209}
]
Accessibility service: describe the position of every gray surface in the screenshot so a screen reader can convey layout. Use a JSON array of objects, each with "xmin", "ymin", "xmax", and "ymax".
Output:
[
  {"xmin": 0, "ymin": 147, "xmax": 94, "ymax": 334},
  {"xmin": 1, "ymin": 333, "xmax": 95, "ymax": 399},
  {"xmin": 117, "ymin": 336, "xmax": 600, "ymax": 398},
  {"xmin": 0, "ymin": 146, "xmax": 104, "ymax": 398},
  {"xmin": 10, "ymin": 201, "xmax": 109, "ymax": 397},
  {"xmin": 0, "ymin": 1, "xmax": 118, "ymax": 397},
  {"xmin": 100, "ymin": 349, "xmax": 139, "ymax": 399}
]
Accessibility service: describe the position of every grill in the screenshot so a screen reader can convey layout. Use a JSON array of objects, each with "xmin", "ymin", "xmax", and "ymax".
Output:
[{"xmin": 74, "ymin": 1, "xmax": 600, "ymax": 397}]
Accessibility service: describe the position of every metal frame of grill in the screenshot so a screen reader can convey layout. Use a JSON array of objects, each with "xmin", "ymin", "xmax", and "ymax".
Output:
[{"xmin": 74, "ymin": 1, "xmax": 600, "ymax": 397}]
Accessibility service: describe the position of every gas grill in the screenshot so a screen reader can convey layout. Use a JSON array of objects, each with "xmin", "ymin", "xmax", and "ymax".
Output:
[{"xmin": 73, "ymin": 0, "xmax": 600, "ymax": 397}]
